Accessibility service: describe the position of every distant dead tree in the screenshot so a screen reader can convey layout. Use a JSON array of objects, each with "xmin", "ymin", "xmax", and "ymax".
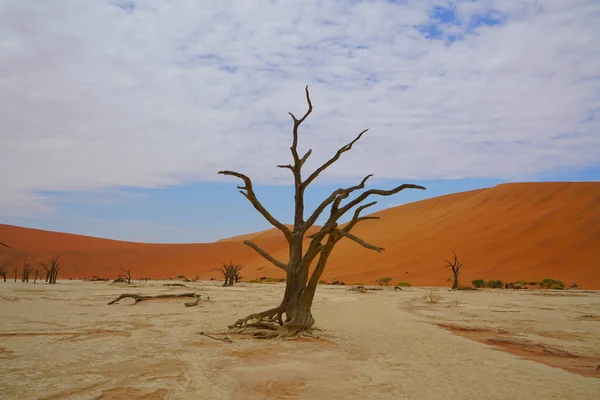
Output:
[
  {"xmin": 118, "ymin": 267, "xmax": 132, "ymax": 284},
  {"xmin": 220, "ymin": 262, "xmax": 243, "ymax": 287},
  {"xmin": 13, "ymin": 265, "xmax": 18, "ymax": 282},
  {"xmin": 219, "ymin": 86, "xmax": 425, "ymax": 337},
  {"xmin": 41, "ymin": 255, "xmax": 61, "ymax": 284},
  {"xmin": 445, "ymin": 250, "xmax": 463, "ymax": 290},
  {"xmin": 21, "ymin": 259, "xmax": 32, "ymax": 282},
  {"xmin": 33, "ymin": 268, "xmax": 40, "ymax": 284},
  {"xmin": 0, "ymin": 266, "xmax": 6, "ymax": 282}
]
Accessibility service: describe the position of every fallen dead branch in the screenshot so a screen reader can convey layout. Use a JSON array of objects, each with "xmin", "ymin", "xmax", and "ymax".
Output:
[
  {"xmin": 164, "ymin": 283, "xmax": 188, "ymax": 287},
  {"xmin": 184, "ymin": 296, "xmax": 202, "ymax": 307},
  {"xmin": 107, "ymin": 292, "xmax": 200, "ymax": 305},
  {"xmin": 198, "ymin": 331, "xmax": 232, "ymax": 343},
  {"xmin": 348, "ymin": 285, "xmax": 382, "ymax": 292}
]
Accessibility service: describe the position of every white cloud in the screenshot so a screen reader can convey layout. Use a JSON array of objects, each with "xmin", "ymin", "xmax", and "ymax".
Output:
[{"xmin": 0, "ymin": 0, "xmax": 598, "ymax": 217}]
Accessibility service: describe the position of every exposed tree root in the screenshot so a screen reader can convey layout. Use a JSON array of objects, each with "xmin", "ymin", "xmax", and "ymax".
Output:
[
  {"xmin": 227, "ymin": 308, "xmax": 321, "ymax": 340},
  {"xmin": 107, "ymin": 293, "xmax": 200, "ymax": 305},
  {"xmin": 227, "ymin": 306, "xmax": 285, "ymax": 329}
]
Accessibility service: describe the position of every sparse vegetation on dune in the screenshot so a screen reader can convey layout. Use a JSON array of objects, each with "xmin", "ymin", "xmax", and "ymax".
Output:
[
  {"xmin": 472, "ymin": 279, "xmax": 485, "ymax": 288},
  {"xmin": 245, "ymin": 277, "xmax": 286, "ymax": 284},
  {"xmin": 376, "ymin": 277, "xmax": 392, "ymax": 286},
  {"xmin": 485, "ymin": 279, "xmax": 504, "ymax": 289},
  {"xmin": 541, "ymin": 278, "xmax": 566, "ymax": 290}
]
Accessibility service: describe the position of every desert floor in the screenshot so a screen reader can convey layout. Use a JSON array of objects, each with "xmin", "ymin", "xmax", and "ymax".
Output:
[{"xmin": 1, "ymin": 280, "xmax": 599, "ymax": 399}]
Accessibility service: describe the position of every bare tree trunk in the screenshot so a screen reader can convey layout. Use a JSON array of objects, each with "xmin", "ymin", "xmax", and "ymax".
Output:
[
  {"xmin": 33, "ymin": 269, "xmax": 39, "ymax": 284},
  {"xmin": 445, "ymin": 251, "xmax": 462, "ymax": 291},
  {"xmin": 221, "ymin": 87, "xmax": 425, "ymax": 337},
  {"xmin": 13, "ymin": 265, "xmax": 18, "ymax": 282},
  {"xmin": 41, "ymin": 255, "xmax": 60, "ymax": 284}
]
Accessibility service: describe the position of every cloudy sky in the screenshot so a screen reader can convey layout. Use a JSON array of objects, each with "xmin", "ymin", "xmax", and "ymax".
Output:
[{"xmin": 1, "ymin": 0, "xmax": 599, "ymax": 243}]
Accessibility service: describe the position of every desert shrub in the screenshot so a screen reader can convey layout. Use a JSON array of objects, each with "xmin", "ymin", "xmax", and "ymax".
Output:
[
  {"xmin": 471, "ymin": 279, "xmax": 485, "ymax": 288},
  {"xmin": 395, "ymin": 281, "xmax": 412, "ymax": 287},
  {"xmin": 376, "ymin": 277, "xmax": 392, "ymax": 286},
  {"xmin": 318, "ymin": 280, "xmax": 328, "ymax": 285},
  {"xmin": 331, "ymin": 280, "xmax": 346, "ymax": 285},
  {"xmin": 485, "ymin": 280, "xmax": 504, "ymax": 288},
  {"xmin": 349, "ymin": 282, "xmax": 363, "ymax": 286},
  {"xmin": 541, "ymin": 278, "xmax": 565, "ymax": 290},
  {"xmin": 246, "ymin": 277, "xmax": 285, "ymax": 284},
  {"xmin": 177, "ymin": 274, "xmax": 185, "ymax": 279},
  {"xmin": 426, "ymin": 289, "xmax": 441, "ymax": 304}
]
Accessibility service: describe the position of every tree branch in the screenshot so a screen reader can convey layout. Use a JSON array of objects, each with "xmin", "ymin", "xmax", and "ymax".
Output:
[
  {"xmin": 288, "ymin": 85, "xmax": 313, "ymax": 162},
  {"xmin": 342, "ymin": 201, "xmax": 379, "ymax": 232},
  {"xmin": 243, "ymin": 240, "xmax": 287, "ymax": 270},
  {"xmin": 303, "ymin": 174, "xmax": 373, "ymax": 231},
  {"xmin": 336, "ymin": 184, "xmax": 426, "ymax": 219},
  {"xmin": 0, "ymin": 241, "xmax": 11, "ymax": 249},
  {"xmin": 302, "ymin": 129, "xmax": 368, "ymax": 189},
  {"xmin": 336, "ymin": 229, "xmax": 385, "ymax": 252},
  {"xmin": 218, "ymin": 170, "xmax": 292, "ymax": 242}
]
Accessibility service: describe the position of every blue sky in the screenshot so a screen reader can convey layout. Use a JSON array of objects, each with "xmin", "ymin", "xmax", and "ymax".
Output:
[{"xmin": 1, "ymin": 0, "xmax": 599, "ymax": 243}]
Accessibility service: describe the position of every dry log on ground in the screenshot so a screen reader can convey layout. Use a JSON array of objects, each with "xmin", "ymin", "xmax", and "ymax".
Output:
[
  {"xmin": 198, "ymin": 331, "xmax": 232, "ymax": 343},
  {"xmin": 107, "ymin": 292, "xmax": 200, "ymax": 305},
  {"xmin": 184, "ymin": 296, "xmax": 202, "ymax": 307}
]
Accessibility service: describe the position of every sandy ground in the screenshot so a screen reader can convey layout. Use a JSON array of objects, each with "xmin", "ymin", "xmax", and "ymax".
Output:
[{"xmin": 1, "ymin": 280, "xmax": 599, "ymax": 400}]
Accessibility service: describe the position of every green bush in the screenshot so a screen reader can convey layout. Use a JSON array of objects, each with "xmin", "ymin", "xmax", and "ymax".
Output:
[
  {"xmin": 177, "ymin": 274, "xmax": 185, "ymax": 279},
  {"xmin": 471, "ymin": 279, "xmax": 485, "ymax": 288},
  {"xmin": 485, "ymin": 280, "xmax": 504, "ymax": 288},
  {"xmin": 318, "ymin": 280, "xmax": 328, "ymax": 285},
  {"xmin": 376, "ymin": 277, "xmax": 392, "ymax": 286},
  {"xmin": 541, "ymin": 278, "xmax": 565, "ymax": 290},
  {"xmin": 395, "ymin": 281, "xmax": 412, "ymax": 287}
]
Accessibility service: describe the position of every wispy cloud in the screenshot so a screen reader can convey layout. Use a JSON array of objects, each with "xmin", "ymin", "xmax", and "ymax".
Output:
[{"xmin": 1, "ymin": 0, "xmax": 598, "ymax": 217}]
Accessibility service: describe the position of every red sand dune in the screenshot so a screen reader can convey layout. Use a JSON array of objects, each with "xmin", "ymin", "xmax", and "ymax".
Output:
[{"xmin": 1, "ymin": 182, "xmax": 599, "ymax": 288}]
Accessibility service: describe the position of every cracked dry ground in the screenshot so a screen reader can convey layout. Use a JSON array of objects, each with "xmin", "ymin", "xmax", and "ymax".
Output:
[{"xmin": 1, "ymin": 281, "xmax": 599, "ymax": 399}]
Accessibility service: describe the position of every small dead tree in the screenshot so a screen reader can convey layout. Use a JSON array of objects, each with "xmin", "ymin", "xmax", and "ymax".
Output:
[
  {"xmin": 0, "ymin": 267, "xmax": 6, "ymax": 282},
  {"xmin": 219, "ymin": 86, "xmax": 425, "ymax": 337},
  {"xmin": 33, "ymin": 268, "xmax": 39, "ymax": 284},
  {"xmin": 118, "ymin": 267, "xmax": 132, "ymax": 284},
  {"xmin": 41, "ymin": 255, "xmax": 61, "ymax": 284},
  {"xmin": 445, "ymin": 250, "xmax": 463, "ymax": 290},
  {"xmin": 21, "ymin": 259, "xmax": 32, "ymax": 282},
  {"xmin": 13, "ymin": 265, "xmax": 18, "ymax": 282},
  {"xmin": 220, "ymin": 262, "xmax": 243, "ymax": 287}
]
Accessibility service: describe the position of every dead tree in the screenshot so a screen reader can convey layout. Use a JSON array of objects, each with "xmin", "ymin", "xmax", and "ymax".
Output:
[
  {"xmin": 118, "ymin": 267, "xmax": 132, "ymax": 284},
  {"xmin": 220, "ymin": 262, "xmax": 243, "ymax": 287},
  {"xmin": 0, "ymin": 267, "xmax": 6, "ymax": 282},
  {"xmin": 445, "ymin": 250, "xmax": 463, "ymax": 290},
  {"xmin": 41, "ymin": 255, "xmax": 61, "ymax": 284},
  {"xmin": 13, "ymin": 265, "xmax": 18, "ymax": 282},
  {"xmin": 21, "ymin": 259, "xmax": 32, "ymax": 282},
  {"xmin": 219, "ymin": 86, "xmax": 425, "ymax": 337},
  {"xmin": 33, "ymin": 268, "xmax": 39, "ymax": 284}
]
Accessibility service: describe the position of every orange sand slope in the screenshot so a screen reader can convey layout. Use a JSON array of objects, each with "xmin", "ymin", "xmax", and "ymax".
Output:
[{"xmin": 1, "ymin": 182, "xmax": 599, "ymax": 288}]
